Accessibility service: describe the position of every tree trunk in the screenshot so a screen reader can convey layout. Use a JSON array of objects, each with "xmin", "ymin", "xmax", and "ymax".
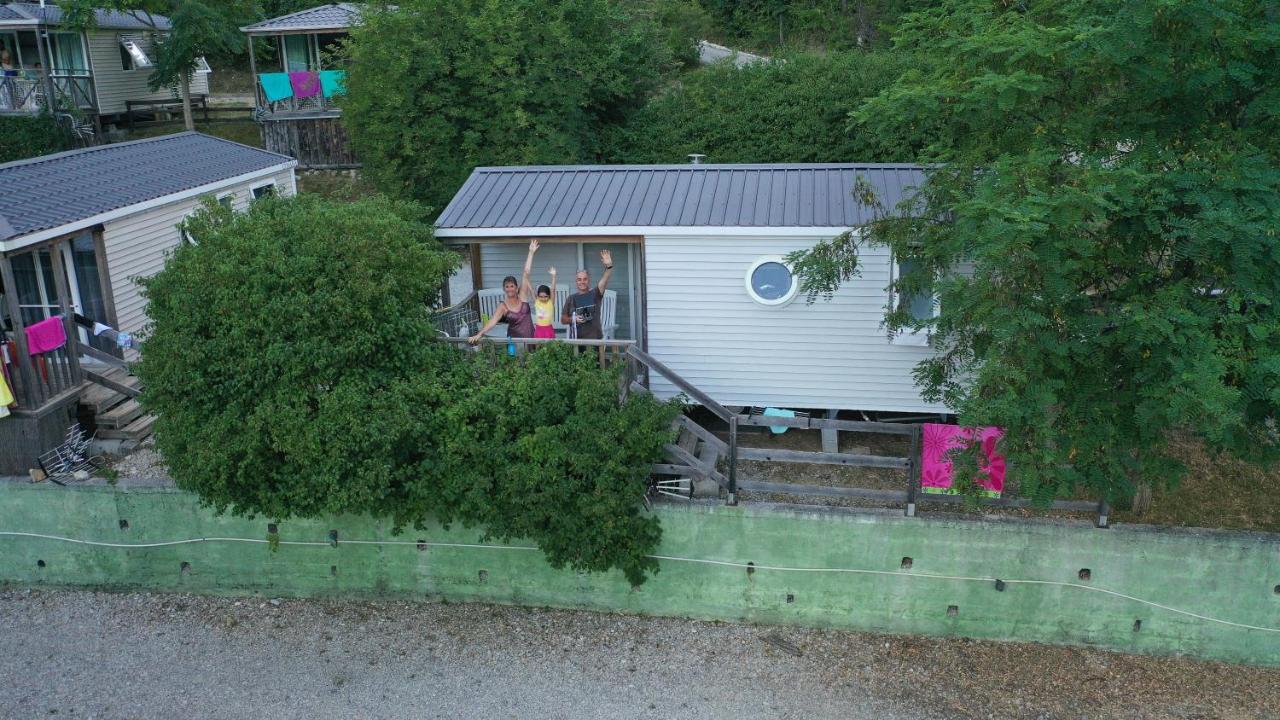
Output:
[{"xmin": 180, "ymin": 73, "xmax": 194, "ymax": 131}]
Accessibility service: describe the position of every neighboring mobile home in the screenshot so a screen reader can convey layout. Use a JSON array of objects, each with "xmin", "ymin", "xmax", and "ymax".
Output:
[
  {"xmin": 241, "ymin": 3, "xmax": 360, "ymax": 169},
  {"xmin": 433, "ymin": 162, "xmax": 944, "ymax": 415},
  {"xmin": 0, "ymin": 3, "xmax": 210, "ymax": 128},
  {"xmin": 0, "ymin": 132, "xmax": 296, "ymax": 472}
]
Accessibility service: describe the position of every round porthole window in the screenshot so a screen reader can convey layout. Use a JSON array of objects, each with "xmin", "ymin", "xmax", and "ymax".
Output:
[{"xmin": 745, "ymin": 257, "xmax": 798, "ymax": 306}]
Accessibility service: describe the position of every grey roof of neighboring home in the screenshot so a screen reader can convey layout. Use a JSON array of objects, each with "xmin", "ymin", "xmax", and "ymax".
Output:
[
  {"xmin": 0, "ymin": 133, "xmax": 294, "ymax": 242},
  {"xmin": 241, "ymin": 3, "xmax": 360, "ymax": 33},
  {"xmin": 0, "ymin": 6, "xmax": 25, "ymax": 21},
  {"xmin": 0, "ymin": 3, "xmax": 172, "ymax": 29},
  {"xmin": 435, "ymin": 163, "xmax": 926, "ymax": 230}
]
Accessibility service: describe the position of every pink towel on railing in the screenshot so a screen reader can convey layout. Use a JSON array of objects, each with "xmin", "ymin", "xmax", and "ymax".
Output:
[
  {"xmin": 920, "ymin": 423, "xmax": 1006, "ymax": 496},
  {"xmin": 24, "ymin": 316, "xmax": 66, "ymax": 355},
  {"xmin": 289, "ymin": 71, "xmax": 321, "ymax": 98}
]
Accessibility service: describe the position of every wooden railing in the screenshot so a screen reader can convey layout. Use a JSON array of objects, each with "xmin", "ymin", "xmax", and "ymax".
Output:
[
  {"xmin": 5, "ymin": 340, "xmax": 83, "ymax": 411},
  {"xmin": 0, "ymin": 73, "xmax": 94, "ymax": 114},
  {"xmin": 622, "ymin": 345, "xmax": 1109, "ymax": 524},
  {"xmin": 437, "ymin": 336, "xmax": 635, "ymax": 370}
]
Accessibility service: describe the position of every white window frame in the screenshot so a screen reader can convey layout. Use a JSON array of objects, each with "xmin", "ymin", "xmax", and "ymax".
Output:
[
  {"xmin": 890, "ymin": 255, "xmax": 938, "ymax": 346},
  {"xmin": 250, "ymin": 181, "xmax": 277, "ymax": 201},
  {"xmin": 744, "ymin": 255, "xmax": 799, "ymax": 307},
  {"xmin": 119, "ymin": 35, "xmax": 152, "ymax": 72}
]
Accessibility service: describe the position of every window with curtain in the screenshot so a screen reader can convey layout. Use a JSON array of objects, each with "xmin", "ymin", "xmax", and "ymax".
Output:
[
  {"xmin": 283, "ymin": 35, "xmax": 311, "ymax": 72},
  {"xmin": 51, "ymin": 33, "xmax": 88, "ymax": 74}
]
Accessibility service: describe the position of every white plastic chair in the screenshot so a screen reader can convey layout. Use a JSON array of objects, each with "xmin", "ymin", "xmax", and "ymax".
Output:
[{"xmin": 600, "ymin": 289, "xmax": 618, "ymax": 339}]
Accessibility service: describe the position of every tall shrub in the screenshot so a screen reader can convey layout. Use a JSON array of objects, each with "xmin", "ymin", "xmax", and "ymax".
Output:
[
  {"xmin": 604, "ymin": 50, "xmax": 913, "ymax": 164},
  {"xmin": 139, "ymin": 195, "xmax": 676, "ymax": 584},
  {"xmin": 0, "ymin": 116, "xmax": 74, "ymax": 163},
  {"xmin": 343, "ymin": 0, "xmax": 672, "ymax": 210},
  {"xmin": 789, "ymin": 0, "xmax": 1280, "ymax": 503}
]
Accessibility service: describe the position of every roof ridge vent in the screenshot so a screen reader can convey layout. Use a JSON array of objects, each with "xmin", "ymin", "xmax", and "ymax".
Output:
[{"xmin": 687, "ymin": 153, "xmax": 706, "ymax": 165}]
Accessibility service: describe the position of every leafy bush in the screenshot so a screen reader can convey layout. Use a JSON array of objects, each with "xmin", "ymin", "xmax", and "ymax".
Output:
[
  {"xmin": 604, "ymin": 50, "xmax": 913, "ymax": 164},
  {"xmin": 0, "ymin": 115, "xmax": 74, "ymax": 163},
  {"xmin": 139, "ymin": 195, "xmax": 676, "ymax": 584},
  {"xmin": 343, "ymin": 0, "xmax": 672, "ymax": 210}
]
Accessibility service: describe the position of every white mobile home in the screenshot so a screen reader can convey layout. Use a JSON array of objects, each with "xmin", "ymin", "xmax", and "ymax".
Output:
[
  {"xmin": 0, "ymin": 132, "xmax": 296, "ymax": 471},
  {"xmin": 0, "ymin": 3, "xmax": 210, "ymax": 123},
  {"xmin": 433, "ymin": 162, "xmax": 943, "ymax": 415}
]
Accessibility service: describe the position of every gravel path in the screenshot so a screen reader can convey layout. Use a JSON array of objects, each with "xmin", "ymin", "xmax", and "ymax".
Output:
[{"xmin": 1, "ymin": 590, "xmax": 1276, "ymax": 720}]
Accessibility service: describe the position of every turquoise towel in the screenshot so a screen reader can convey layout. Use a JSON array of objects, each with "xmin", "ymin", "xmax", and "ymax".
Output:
[
  {"xmin": 259, "ymin": 73, "xmax": 293, "ymax": 103},
  {"xmin": 762, "ymin": 407, "xmax": 795, "ymax": 435},
  {"xmin": 319, "ymin": 70, "xmax": 347, "ymax": 98}
]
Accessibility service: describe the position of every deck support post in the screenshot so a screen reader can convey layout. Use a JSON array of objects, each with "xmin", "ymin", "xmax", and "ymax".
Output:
[
  {"xmin": 905, "ymin": 424, "xmax": 921, "ymax": 517},
  {"xmin": 247, "ymin": 34, "xmax": 260, "ymax": 109},
  {"xmin": 726, "ymin": 415, "xmax": 738, "ymax": 505},
  {"xmin": 1096, "ymin": 498, "xmax": 1110, "ymax": 529},
  {"xmin": 821, "ymin": 408, "xmax": 839, "ymax": 453}
]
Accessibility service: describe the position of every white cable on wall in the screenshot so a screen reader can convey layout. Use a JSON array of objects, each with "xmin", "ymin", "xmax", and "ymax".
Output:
[{"xmin": 2, "ymin": 530, "xmax": 1277, "ymax": 635}]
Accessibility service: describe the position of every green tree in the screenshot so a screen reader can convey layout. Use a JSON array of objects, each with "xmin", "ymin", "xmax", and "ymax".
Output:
[
  {"xmin": 790, "ymin": 0, "xmax": 1280, "ymax": 503},
  {"xmin": 0, "ymin": 116, "xmax": 75, "ymax": 163},
  {"xmin": 62, "ymin": 1, "xmax": 248, "ymax": 130},
  {"xmin": 342, "ymin": 0, "xmax": 671, "ymax": 210},
  {"xmin": 604, "ymin": 50, "xmax": 911, "ymax": 163},
  {"xmin": 139, "ymin": 195, "xmax": 675, "ymax": 584}
]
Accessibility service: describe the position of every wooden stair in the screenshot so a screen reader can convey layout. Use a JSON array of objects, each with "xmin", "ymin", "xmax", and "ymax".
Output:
[
  {"xmin": 652, "ymin": 414, "xmax": 729, "ymax": 498},
  {"xmin": 80, "ymin": 367, "xmax": 154, "ymax": 442}
]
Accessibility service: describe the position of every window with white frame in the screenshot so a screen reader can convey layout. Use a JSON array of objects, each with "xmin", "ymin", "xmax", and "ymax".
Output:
[
  {"xmin": 744, "ymin": 256, "xmax": 798, "ymax": 306},
  {"xmin": 119, "ymin": 35, "xmax": 152, "ymax": 71},
  {"xmin": 891, "ymin": 255, "xmax": 937, "ymax": 345},
  {"xmin": 217, "ymin": 193, "xmax": 234, "ymax": 210},
  {"xmin": 251, "ymin": 182, "xmax": 276, "ymax": 201}
]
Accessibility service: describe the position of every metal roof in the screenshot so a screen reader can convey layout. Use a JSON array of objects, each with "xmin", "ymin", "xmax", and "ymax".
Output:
[
  {"xmin": 0, "ymin": 133, "xmax": 294, "ymax": 242},
  {"xmin": 435, "ymin": 164, "xmax": 927, "ymax": 230},
  {"xmin": 0, "ymin": 3, "xmax": 172, "ymax": 30},
  {"xmin": 241, "ymin": 3, "xmax": 360, "ymax": 34},
  {"xmin": 0, "ymin": 6, "xmax": 26, "ymax": 21}
]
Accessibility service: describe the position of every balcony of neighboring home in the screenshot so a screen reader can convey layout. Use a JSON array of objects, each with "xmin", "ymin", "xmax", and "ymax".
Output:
[
  {"xmin": 0, "ymin": 27, "xmax": 95, "ymax": 115},
  {"xmin": 241, "ymin": 4, "xmax": 359, "ymax": 169}
]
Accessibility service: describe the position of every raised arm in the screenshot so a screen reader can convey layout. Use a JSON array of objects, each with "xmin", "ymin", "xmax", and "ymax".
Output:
[
  {"xmin": 596, "ymin": 249, "xmax": 615, "ymax": 294},
  {"xmin": 468, "ymin": 302, "xmax": 508, "ymax": 345},
  {"xmin": 521, "ymin": 239, "xmax": 539, "ymax": 300},
  {"xmin": 548, "ymin": 266, "xmax": 558, "ymax": 319}
]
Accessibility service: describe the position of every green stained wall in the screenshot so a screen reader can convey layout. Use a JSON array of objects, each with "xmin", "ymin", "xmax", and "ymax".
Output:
[{"xmin": 1, "ymin": 483, "xmax": 1278, "ymax": 666}]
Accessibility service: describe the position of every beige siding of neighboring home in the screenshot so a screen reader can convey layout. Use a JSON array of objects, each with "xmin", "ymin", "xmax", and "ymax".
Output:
[
  {"xmin": 100, "ymin": 168, "xmax": 295, "ymax": 351},
  {"xmin": 86, "ymin": 30, "xmax": 210, "ymax": 116},
  {"xmin": 475, "ymin": 234, "xmax": 946, "ymax": 414}
]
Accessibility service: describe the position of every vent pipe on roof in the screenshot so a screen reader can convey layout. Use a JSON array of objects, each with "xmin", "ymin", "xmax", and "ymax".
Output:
[{"xmin": 688, "ymin": 153, "xmax": 706, "ymax": 165}]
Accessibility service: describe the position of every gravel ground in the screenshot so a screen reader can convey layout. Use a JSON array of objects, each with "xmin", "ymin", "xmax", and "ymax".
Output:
[{"xmin": 1, "ymin": 589, "xmax": 1277, "ymax": 720}]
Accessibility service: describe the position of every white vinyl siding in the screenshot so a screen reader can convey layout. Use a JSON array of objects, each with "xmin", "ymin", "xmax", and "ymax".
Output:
[
  {"xmin": 100, "ymin": 169, "xmax": 295, "ymax": 348},
  {"xmin": 644, "ymin": 235, "xmax": 945, "ymax": 414},
  {"xmin": 474, "ymin": 234, "xmax": 948, "ymax": 413},
  {"xmin": 479, "ymin": 243, "xmax": 578, "ymax": 291},
  {"xmin": 86, "ymin": 30, "xmax": 209, "ymax": 115}
]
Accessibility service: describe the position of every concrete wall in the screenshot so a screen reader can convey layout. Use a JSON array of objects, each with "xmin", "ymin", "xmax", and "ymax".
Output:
[{"xmin": 1, "ymin": 483, "xmax": 1277, "ymax": 667}]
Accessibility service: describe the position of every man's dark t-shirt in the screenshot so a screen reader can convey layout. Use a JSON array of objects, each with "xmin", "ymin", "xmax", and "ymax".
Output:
[{"xmin": 567, "ymin": 288, "xmax": 603, "ymax": 339}]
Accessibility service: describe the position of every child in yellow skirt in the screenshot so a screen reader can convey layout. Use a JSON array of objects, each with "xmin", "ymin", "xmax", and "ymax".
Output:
[{"xmin": 533, "ymin": 267, "xmax": 557, "ymax": 340}]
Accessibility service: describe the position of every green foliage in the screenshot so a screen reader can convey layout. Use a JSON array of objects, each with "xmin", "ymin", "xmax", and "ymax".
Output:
[
  {"xmin": 698, "ymin": 0, "xmax": 930, "ymax": 51},
  {"xmin": 0, "ymin": 115, "xmax": 74, "ymax": 163},
  {"xmin": 342, "ymin": 0, "xmax": 672, "ymax": 210},
  {"xmin": 623, "ymin": 0, "xmax": 716, "ymax": 67},
  {"xmin": 793, "ymin": 0, "xmax": 1280, "ymax": 503},
  {"xmin": 61, "ymin": 1, "xmax": 248, "ymax": 94},
  {"xmin": 603, "ymin": 50, "xmax": 912, "ymax": 163},
  {"xmin": 139, "ymin": 196, "xmax": 676, "ymax": 584}
]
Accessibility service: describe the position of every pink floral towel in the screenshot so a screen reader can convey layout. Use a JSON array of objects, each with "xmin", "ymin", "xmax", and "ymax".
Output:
[
  {"xmin": 289, "ymin": 71, "xmax": 321, "ymax": 98},
  {"xmin": 920, "ymin": 423, "xmax": 1006, "ymax": 496},
  {"xmin": 25, "ymin": 316, "xmax": 66, "ymax": 355}
]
